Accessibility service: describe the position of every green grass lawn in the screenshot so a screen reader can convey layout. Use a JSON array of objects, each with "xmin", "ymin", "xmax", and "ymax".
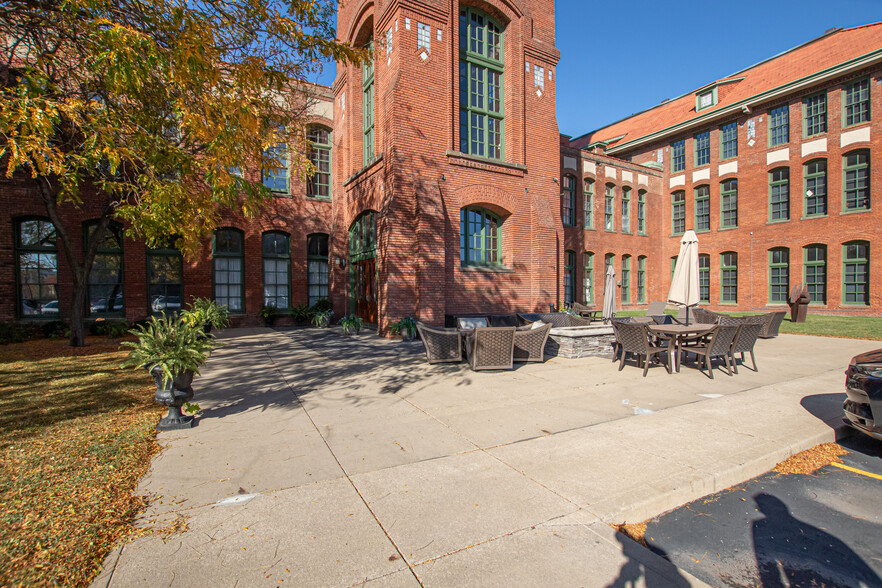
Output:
[
  {"xmin": 0, "ymin": 337, "xmax": 161, "ymax": 586},
  {"xmin": 615, "ymin": 309, "xmax": 882, "ymax": 341}
]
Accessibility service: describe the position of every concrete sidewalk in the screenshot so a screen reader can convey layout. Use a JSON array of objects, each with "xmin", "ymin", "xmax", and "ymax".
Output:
[{"xmin": 93, "ymin": 327, "xmax": 868, "ymax": 587}]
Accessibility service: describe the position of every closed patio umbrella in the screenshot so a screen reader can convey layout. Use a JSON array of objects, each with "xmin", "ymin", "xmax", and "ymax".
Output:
[
  {"xmin": 602, "ymin": 263, "xmax": 616, "ymax": 321},
  {"xmin": 668, "ymin": 230, "xmax": 700, "ymax": 325}
]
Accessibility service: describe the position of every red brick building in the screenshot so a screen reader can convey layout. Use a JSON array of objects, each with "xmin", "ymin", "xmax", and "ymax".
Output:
[
  {"xmin": 2, "ymin": 9, "xmax": 880, "ymax": 330},
  {"xmin": 569, "ymin": 24, "xmax": 882, "ymax": 316}
]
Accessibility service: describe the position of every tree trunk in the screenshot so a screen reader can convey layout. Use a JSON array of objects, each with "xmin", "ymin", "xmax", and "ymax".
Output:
[{"xmin": 69, "ymin": 272, "xmax": 88, "ymax": 346}]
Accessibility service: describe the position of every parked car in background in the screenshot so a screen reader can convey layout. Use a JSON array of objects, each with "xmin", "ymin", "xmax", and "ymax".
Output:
[
  {"xmin": 844, "ymin": 349, "xmax": 882, "ymax": 440},
  {"xmin": 151, "ymin": 296, "xmax": 181, "ymax": 313},
  {"xmin": 40, "ymin": 300, "xmax": 59, "ymax": 314},
  {"xmin": 90, "ymin": 294, "xmax": 125, "ymax": 313}
]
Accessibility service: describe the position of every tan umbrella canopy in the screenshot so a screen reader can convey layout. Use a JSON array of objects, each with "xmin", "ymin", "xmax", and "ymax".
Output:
[
  {"xmin": 602, "ymin": 263, "xmax": 616, "ymax": 321},
  {"xmin": 668, "ymin": 230, "xmax": 700, "ymax": 325}
]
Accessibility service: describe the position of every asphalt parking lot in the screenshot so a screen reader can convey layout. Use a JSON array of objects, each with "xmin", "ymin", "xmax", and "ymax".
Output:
[{"xmin": 643, "ymin": 434, "xmax": 882, "ymax": 587}]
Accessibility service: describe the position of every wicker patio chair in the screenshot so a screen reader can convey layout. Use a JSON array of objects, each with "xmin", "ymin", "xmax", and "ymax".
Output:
[
  {"xmin": 571, "ymin": 302, "xmax": 601, "ymax": 321},
  {"xmin": 609, "ymin": 316, "xmax": 633, "ymax": 362},
  {"xmin": 718, "ymin": 314, "xmax": 746, "ymax": 326},
  {"xmin": 464, "ymin": 326, "xmax": 516, "ymax": 371},
  {"xmin": 730, "ymin": 322, "xmax": 763, "ymax": 373},
  {"xmin": 457, "ymin": 316, "xmax": 489, "ymax": 330},
  {"xmin": 692, "ymin": 308, "xmax": 722, "ymax": 324},
  {"xmin": 688, "ymin": 324, "xmax": 740, "ymax": 379},
  {"xmin": 646, "ymin": 301, "xmax": 667, "ymax": 316},
  {"xmin": 416, "ymin": 322, "xmax": 462, "ymax": 364},
  {"xmin": 756, "ymin": 311, "xmax": 786, "ymax": 338},
  {"xmin": 615, "ymin": 322, "xmax": 671, "ymax": 377},
  {"xmin": 513, "ymin": 322, "xmax": 552, "ymax": 363}
]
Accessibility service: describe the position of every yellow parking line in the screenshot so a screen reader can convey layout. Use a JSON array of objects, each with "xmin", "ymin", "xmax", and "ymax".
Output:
[{"xmin": 831, "ymin": 462, "xmax": 882, "ymax": 480}]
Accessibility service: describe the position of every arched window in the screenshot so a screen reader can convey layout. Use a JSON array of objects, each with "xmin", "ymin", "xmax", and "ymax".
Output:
[
  {"xmin": 803, "ymin": 244, "xmax": 826, "ymax": 304},
  {"xmin": 605, "ymin": 184, "xmax": 615, "ymax": 231},
  {"xmin": 584, "ymin": 180, "xmax": 594, "ymax": 229},
  {"xmin": 804, "ymin": 159, "xmax": 827, "ymax": 217},
  {"xmin": 148, "ymin": 240, "xmax": 183, "ymax": 314},
  {"xmin": 637, "ymin": 190, "xmax": 646, "ymax": 235},
  {"xmin": 307, "ymin": 126, "xmax": 331, "ymax": 200},
  {"xmin": 720, "ymin": 179, "xmax": 738, "ymax": 228},
  {"xmin": 262, "ymin": 126, "xmax": 288, "ymax": 193},
  {"xmin": 671, "ymin": 191, "xmax": 685, "ymax": 234},
  {"xmin": 621, "ymin": 187, "xmax": 631, "ymax": 233},
  {"xmin": 460, "ymin": 206, "xmax": 501, "ymax": 266},
  {"xmin": 561, "ymin": 175, "xmax": 576, "ymax": 226},
  {"xmin": 363, "ymin": 38, "xmax": 375, "ymax": 165},
  {"xmin": 213, "ymin": 228, "xmax": 244, "ymax": 312},
  {"xmin": 459, "ymin": 8, "xmax": 504, "ymax": 159},
  {"xmin": 694, "ymin": 185, "xmax": 710, "ymax": 231},
  {"xmin": 86, "ymin": 221, "xmax": 124, "ymax": 315},
  {"xmin": 564, "ymin": 250, "xmax": 575, "ymax": 305},
  {"xmin": 621, "ymin": 254, "xmax": 631, "ymax": 303},
  {"xmin": 721, "ymin": 252, "xmax": 737, "ymax": 303},
  {"xmin": 16, "ymin": 218, "xmax": 58, "ymax": 317},
  {"xmin": 307, "ymin": 234, "xmax": 329, "ymax": 307},
  {"xmin": 843, "ymin": 150, "xmax": 870, "ymax": 211},
  {"xmin": 698, "ymin": 253, "xmax": 710, "ymax": 304},
  {"xmin": 582, "ymin": 252, "xmax": 595, "ymax": 305},
  {"xmin": 769, "ymin": 247, "xmax": 789, "ymax": 303},
  {"xmin": 637, "ymin": 256, "xmax": 646, "ymax": 303},
  {"xmin": 843, "ymin": 241, "xmax": 869, "ymax": 305},
  {"xmin": 262, "ymin": 232, "xmax": 290, "ymax": 309}
]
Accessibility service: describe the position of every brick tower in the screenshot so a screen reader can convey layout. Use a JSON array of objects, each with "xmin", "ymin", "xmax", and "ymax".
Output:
[{"xmin": 333, "ymin": 0, "xmax": 561, "ymax": 332}]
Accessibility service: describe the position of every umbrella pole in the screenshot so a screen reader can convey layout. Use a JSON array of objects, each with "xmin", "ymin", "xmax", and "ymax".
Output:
[{"xmin": 686, "ymin": 306, "xmax": 690, "ymax": 326}]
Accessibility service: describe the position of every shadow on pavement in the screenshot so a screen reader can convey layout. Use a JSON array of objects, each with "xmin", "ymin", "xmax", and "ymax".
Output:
[
  {"xmin": 800, "ymin": 392, "xmax": 848, "ymax": 431},
  {"xmin": 609, "ymin": 533, "xmax": 692, "ymax": 588},
  {"xmin": 752, "ymin": 493, "xmax": 881, "ymax": 587}
]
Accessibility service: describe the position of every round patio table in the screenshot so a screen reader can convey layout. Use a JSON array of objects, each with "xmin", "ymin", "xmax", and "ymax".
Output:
[{"xmin": 648, "ymin": 322, "xmax": 716, "ymax": 372}]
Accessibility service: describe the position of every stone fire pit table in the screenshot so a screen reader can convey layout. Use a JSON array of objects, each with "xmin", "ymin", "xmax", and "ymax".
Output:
[{"xmin": 545, "ymin": 324, "xmax": 615, "ymax": 359}]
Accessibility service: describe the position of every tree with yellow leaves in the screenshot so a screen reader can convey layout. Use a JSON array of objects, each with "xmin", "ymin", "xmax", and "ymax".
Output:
[{"xmin": 0, "ymin": 0, "xmax": 364, "ymax": 345}]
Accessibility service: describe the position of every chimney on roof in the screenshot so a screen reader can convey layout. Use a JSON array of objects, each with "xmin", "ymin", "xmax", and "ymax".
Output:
[{"xmin": 824, "ymin": 27, "xmax": 838, "ymax": 34}]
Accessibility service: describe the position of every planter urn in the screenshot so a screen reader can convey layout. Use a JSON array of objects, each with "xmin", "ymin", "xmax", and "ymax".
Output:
[{"xmin": 151, "ymin": 366, "xmax": 196, "ymax": 430}]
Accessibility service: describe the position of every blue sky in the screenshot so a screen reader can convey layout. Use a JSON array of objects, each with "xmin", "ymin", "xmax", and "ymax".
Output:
[{"xmin": 314, "ymin": 0, "xmax": 882, "ymax": 136}]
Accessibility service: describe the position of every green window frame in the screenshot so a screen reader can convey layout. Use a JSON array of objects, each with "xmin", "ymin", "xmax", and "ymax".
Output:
[
  {"xmin": 262, "ymin": 142, "xmax": 289, "ymax": 193},
  {"xmin": 363, "ymin": 39, "xmax": 375, "ymax": 165},
  {"xmin": 671, "ymin": 191, "xmax": 685, "ymax": 235},
  {"xmin": 349, "ymin": 210, "xmax": 377, "ymax": 262},
  {"xmin": 843, "ymin": 78, "xmax": 870, "ymax": 127},
  {"xmin": 16, "ymin": 218, "xmax": 58, "ymax": 318},
  {"xmin": 769, "ymin": 105, "xmax": 789, "ymax": 147},
  {"xmin": 604, "ymin": 183, "xmax": 615, "ymax": 231},
  {"xmin": 460, "ymin": 206, "xmax": 501, "ymax": 266},
  {"xmin": 720, "ymin": 179, "xmax": 738, "ymax": 228},
  {"xmin": 720, "ymin": 122, "xmax": 738, "ymax": 159},
  {"xmin": 584, "ymin": 179, "xmax": 594, "ymax": 229},
  {"xmin": 694, "ymin": 185, "xmax": 710, "ymax": 232},
  {"xmin": 147, "ymin": 241, "xmax": 183, "ymax": 315},
  {"xmin": 562, "ymin": 174, "xmax": 576, "ymax": 226},
  {"xmin": 670, "ymin": 256, "xmax": 678, "ymax": 281},
  {"xmin": 307, "ymin": 233, "xmax": 329, "ymax": 307},
  {"xmin": 213, "ymin": 228, "xmax": 244, "ymax": 313},
  {"xmin": 694, "ymin": 131, "xmax": 710, "ymax": 167},
  {"xmin": 583, "ymin": 252, "xmax": 594, "ymax": 304},
  {"xmin": 769, "ymin": 167, "xmax": 790, "ymax": 222},
  {"xmin": 307, "ymin": 126, "xmax": 332, "ymax": 200},
  {"xmin": 621, "ymin": 255, "xmax": 630, "ymax": 304},
  {"xmin": 637, "ymin": 190, "xmax": 646, "ymax": 235},
  {"xmin": 459, "ymin": 8, "xmax": 504, "ymax": 160},
  {"xmin": 262, "ymin": 232, "xmax": 290, "ymax": 310},
  {"xmin": 803, "ymin": 244, "xmax": 826, "ymax": 305},
  {"xmin": 564, "ymin": 250, "xmax": 575, "ymax": 305},
  {"xmin": 843, "ymin": 150, "xmax": 870, "ymax": 211},
  {"xmin": 803, "ymin": 93, "xmax": 827, "ymax": 137},
  {"xmin": 637, "ymin": 256, "xmax": 646, "ymax": 304},
  {"xmin": 671, "ymin": 139, "xmax": 685, "ymax": 173},
  {"xmin": 804, "ymin": 159, "xmax": 827, "ymax": 217},
  {"xmin": 86, "ymin": 221, "xmax": 124, "ymax": 316},
  {"xmin": 621, "ymin": 186, "xmax": 631, "ymax": 233},
  {"xmin": 769, "ymin": 248, "xmax": 789, "ymax": 304},
  {"xmin": 843, "ymin": 241, "xmax": 869, "ymax": 305},
  {"xmin": 698, "ymin": 253, "xmax": 710, "ymax": 304},
  {"xmin": 721, "ymin": 252, "xmax": 737, "ymax": 303}
]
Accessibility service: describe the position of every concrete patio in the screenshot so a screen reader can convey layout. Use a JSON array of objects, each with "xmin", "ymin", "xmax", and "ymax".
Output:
[{"xmin": 93, "ymin": 327, "xmax": 872, "ymax": 587}]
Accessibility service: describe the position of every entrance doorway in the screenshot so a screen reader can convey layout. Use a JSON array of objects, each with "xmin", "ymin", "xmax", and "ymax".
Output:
[{"xmin": 349, "ymin": 211, "xmax": 378, "ymax": 324}]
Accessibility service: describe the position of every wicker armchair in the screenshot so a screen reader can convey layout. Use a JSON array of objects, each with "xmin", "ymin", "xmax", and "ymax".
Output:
[
  {"xmin": 692, "ymin": 308, "xmax": 722, "ymax": 324},
  {"xmin": 513, "ymin": 322, "xmax": 552, "ymax": 363},
  {"xmin": 464, "ymin": 326, "xmax": 516, "ymax": 371},
  {"xmin": 416, "ymin": 322, "xmax": 462, "ymax": 364},
  {"xmin": 688, "ymin": 325, "xmax": 740, "ymax": 379},
  {"xmin": 609, "ymin": 316, "xmax": 633, "ymax": 362},
  {"xmin": 615, "ymin": 322, "xmax": 671, "ymax": 377},
  {"xmin": 756, "ymin": 311, "xmax": 786, "ymax": 338},
  {"xmin": 730, "ymin": 322, "xmax": 763, "ymax": 373}
]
